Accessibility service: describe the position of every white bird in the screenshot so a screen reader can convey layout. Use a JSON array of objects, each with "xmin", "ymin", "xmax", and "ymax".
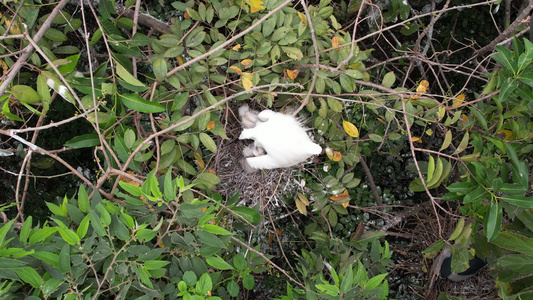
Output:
[{"xmin": 239, "ymin": 109, "xmax": 322, "ymax": 170}]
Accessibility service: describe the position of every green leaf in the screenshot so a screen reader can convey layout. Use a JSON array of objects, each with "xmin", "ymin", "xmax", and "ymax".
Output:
[
  {"xmin": 203, "ymin": 224, "xmax": 233, "ymax": 235},
  {"xmin": 137, "ymin": 228, "xmax": 158, "ymax": 243},
  {"xmin": 499, "ymin": 183, "xmax": 527, "ymax": 195},
  {"xmin": 492, "ymin": 231, "xmax": 533, "ymax": 253},
  {"xmin": 119, "ymin": 180, "xmax": 142, "ymax": 196},
  {"xmin": 484, "ymin": 201, "xmax": 502, "ymax": 242},
  {"xmin": 196, "ymin": 273, "xmax": 213, "ymax": 295},
  {"xmin": 463, "ymin": 186, "xmax": 487, "ymax": 204},
  {"xmin": 231, "ymin": 206, "xmax": 261, "ymax": 223},
  {"xmin": 452, "ymin": 131, "xmax": 469, "ymax": 155},
  {"xmin": 446, "ymin": 182, "xmax": 474, "ymax": 194},
  {"xmin": 500, "ymin": 195, "xmax": 533, "ymax": 208},
  {"xmin": 199, "ymin": 132, "xmax": 217, "ymax": 152},
  {"xmin": 57, "ymin": 227, "xmax": 80, "ymax": 245},
  {"xmin": 497, "ymin": 254, "xmax": 533, "ymax": 276},
  {"xmin": 77, "ymin": 215, "xmax": 90, "ymax": 239},
  {"xmin": 468, "ymin": 106, "xmax": 488, "ymax": 132},
  {"xmin": 58, "ymin": 243, "xmax": 71, "ymax": 273},
  {"xmin": 64, "ymin": 133, "xmax": 100, "ymax": 149},
  {"xmin": 89, "ymin": 209, "xmax": 106, "ymax": 236},
  {"xmin": 227, "ymin": 280, "xmax": 239, "ymax": 297},
  {"xmin": 233, "ymin": 253, "xmax": 248, "ymax": 271},
  {"xmin": 123, "ymin": 129, "xmax": 135, "ymax": 149},
  {"xmin": 327, "ymin": 97, "xmax": 343, "ymax": 112},
  {"xmin": 366, "ymin": 273, "xmax": 387, "ymax": 289},
  {"xmin": 121, "ymin": 93, "xmax": 165, "ymax": 113},
  {"xmin": 11, "ymin": 85, "xmax": 41, "ymax": 104},
  {"xmin": 19, "ymin": 216, "xmax": 32, "ymax": 246},
  {"xmin": 243, "ymin": 274, "xmax": 255, "ymax": 290},
  {"xmin": 137, "ymin": 266, "xmax": 153, "ymax": 289},
  {"xmin": 368, "ymin": 134, "xmax": 383, "ymax": 143},
  {"xmin": 42, "ymin": 278, "xmax": 63, "ymax": 296},
  {"xmin": 425, "ymin": 155, "xmax": 435, "ymax": 185},
  {"xmin": 183, "ymin": 270, "xmax": 198, "ymax": 287},
  {"xmin": 195, "ymin": 230, "xmax": 227, "ymax": 249},
  {"xmin": 116, "ymin": 63, "xmax": 146, "ymax": 88},
  {"xmin": 153, "ymin": 58, "xmax": 168, "ymax": 80},
  {"xmin": 144, "ymin": 260, "xmax": 171, "ymax": 270},
  {"xmin": 492, "ymin": 46, "xmax": 516, "ymax": 74},
  {"xmin": 382, "ymin": 71, "xmax": 396, "ymax": 88},
  {"xmin": 57, "ymin": 54, "xmax": 80, "ymax": 75},
  {"xmin": 31, "ymin": 251, "xmax": 59, "ymax": 268},
  {"xmin": 44, "ymin": 27, "xmax": 67, "ymax": 42},
  {"xmin": 0, "ymin": 219, "xmax": 15, "ymax": 247},
  {"xmin": 15, "ymin": 267, "xmax": 43, "ymax": 288},
  {"xmin": 340, "ymin": 264, "xmax": 354, "ymax": 293},
  {"xmin": 29, "ymin": 227, "xmax": 57, "ymax": 244},
  {"xmin": 206, "ymin": 255, "xmax": 234, "ymax": 270}
]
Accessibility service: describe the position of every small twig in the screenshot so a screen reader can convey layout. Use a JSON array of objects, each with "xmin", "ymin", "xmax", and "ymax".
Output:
[{"xmin": 359, "ymin": 156, "xmax": 383, "ymax": 210}]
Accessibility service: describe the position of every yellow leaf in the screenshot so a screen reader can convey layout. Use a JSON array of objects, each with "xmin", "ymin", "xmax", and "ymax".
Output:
[
  {"xmin": 230, "ymin": 65, "xmax": 242, "ymax": 74},
  {"xmin": 297, "ymin": 193, "xmax": 309, "ymax": 205},
  {"xmin": 241, "ymin": 59, "xmax": 252, "ymax": 68},
  {"xmin": 0, "ymin": 60, "xmax": 8, "ymax": 76},
  {"xmin": 332, "ymin": 151, "xmax": 342, "ymax": 162},
  {"xmin": 297, "ymin": 12, "xmax": 308, "ymax": 26},
  {"xmin": 420, "ymin": 80, "xmax": 429, "ymax": 88},
  {"xmin": 412, "ymin": 136, "xmax": 422, "ymax": 143},
  {"xmin": 342, "ymin": 120, "xmax": 359, "ymax": 138},
  {"xmin": 286, "ymin": 69, "xmax": 299, "ymax": 80},
  {"xmin": 295, "ymin": 198, "xmax": 308, "ymax": 215},
  {"xmin": 194, "ymin": 152, "xmax": 205, "ymax": 169},
  {"xmin": 242, "ymin": 72, "xmax": 254, "ymax": 90},
  {"xmin": 410, "ymin": 93, "xmax": 421, "ymax": 100},
  {"xmin": 183, "ymin": 11, "xmax": 190, "ymax": 19},
  {"xmin": 330, "ymin": 189, "xmax": 349, "ymax": 201},
  {"xmin": 452, "ymin": 94, "xmax": 465, "ymax": 108},
  {"xmin": 342, "ymin": 201, "xmax": 349, "ymax": 208},
  {"xmin": 331, "ymin": 36, "xmax": 340, "ymax": 48},
  {"xmin": 176, "ymin": 56, "xmax": 185, "ymax": 66},
  {"xmin": 207, "ymin": 169, "xmax": 217, "ymax": 174},
  {"xmin": 437, "ymin": 105, "xmax": 446, "ymax": 121},
  {"xmin": 207, "ymin": 120, "xmax": 215, "ymax": 130},
  {"xmin": 498, "ymin": 130, "xmax": 512, "ymax": 140},
  {"xmin": 232, "ymin": 44, "xmax": 241, "ymax": 51},
  {"xmin": 416, "ymin": 83, "xmax": 427, "ymax": 94},
  {"xmin": 5, "ymin": 19, "xmax": 20, "ymax": 34},
  {"xmin": 245, "ymin": 0, "xmax": 266, "ymax": 12}
]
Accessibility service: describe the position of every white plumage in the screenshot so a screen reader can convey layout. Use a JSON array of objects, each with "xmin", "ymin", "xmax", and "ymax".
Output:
[{"xmin": 239, "ymin": 106, "xmax": 322, "ymax": 171}]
